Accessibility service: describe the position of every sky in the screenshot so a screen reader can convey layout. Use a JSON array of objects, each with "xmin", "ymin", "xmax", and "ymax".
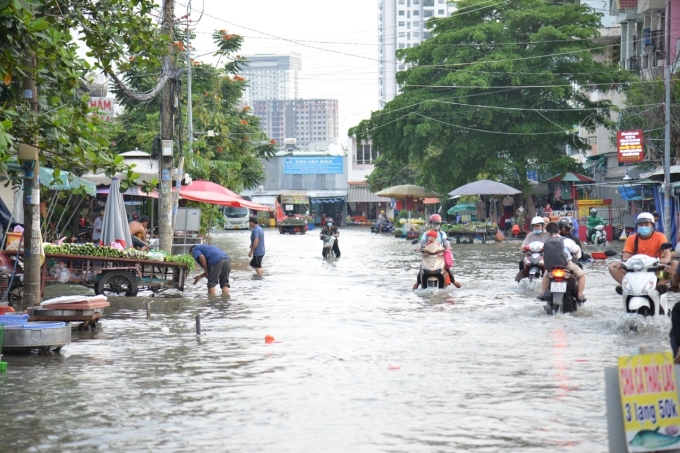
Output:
[{"xmin": 183, "ymin": 0, "xmax": 380, "ymax": 143}]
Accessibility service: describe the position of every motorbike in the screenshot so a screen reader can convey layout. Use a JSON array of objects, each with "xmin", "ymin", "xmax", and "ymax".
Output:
[
  {"xmin": 589, "ymin": 224, "xmax": 608, "ymax": 246},
  {"xmin": 543, "ymin": 267, "xmax": 580, "ymax": 314},
  {"xmin": 320, "ymin": 234, "xmax": 337, "ymax": 259},
  {"xmin": 617, "ymin": 248, "xmax": 672, "ymax": 317},
  {"xmin": 519, "ymin": 241, "xmax": 545, "ymax": 283},
  {"xmin": 371, "ymin": 220, "xmax": 394, "ymax": 234},
  {"xmin": 417, "ymin": 247, "xmax": 449, "ymax": 289}
]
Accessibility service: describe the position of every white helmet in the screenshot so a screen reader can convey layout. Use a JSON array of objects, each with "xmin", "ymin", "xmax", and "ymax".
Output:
[
  {"xmin": 590, "ymin": 208, "xmax": 597, "ymax": 214},
  {"xmin": 636, "ymin": 212, "xmax": 655, "ymax": 224},
  {"xmin": 531, "ymin": 216, "xmax": 545, "ymax": 226}
]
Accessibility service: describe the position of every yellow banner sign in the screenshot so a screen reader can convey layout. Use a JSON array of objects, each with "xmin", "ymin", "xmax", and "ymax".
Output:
[
  {"xmin": 618, "ymin": 352, "xmax": 680, "ymax": 452},
  {"xmin": 578, "ymin": 199, "xmax": 605, "ymax": 206}
]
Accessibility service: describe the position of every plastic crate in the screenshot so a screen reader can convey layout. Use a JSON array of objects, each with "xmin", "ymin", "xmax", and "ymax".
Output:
[{"xmin": 0, "ymin": 314, "xmax": 29, "ymax": 326}]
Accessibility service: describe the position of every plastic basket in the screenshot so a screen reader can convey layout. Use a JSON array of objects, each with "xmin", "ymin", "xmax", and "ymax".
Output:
[
  {"xmin": 21, "ymin": 322, "xmax": 66, "ymax": 329},
  {"xmin": 0, "ymin": 314, "xmax": 29, "ymax": 326}
]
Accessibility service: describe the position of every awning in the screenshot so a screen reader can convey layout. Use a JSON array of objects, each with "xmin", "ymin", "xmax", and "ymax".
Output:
[
  {"xmin": 98, "ymin": 186, "xmax": 159, "ymax": 198},
  {"xmin": 180, "ymin": 180, "xmax": 270, "ymax": 211},
  {"xmin": 347, "ymin": 185, "xmax": 390, "ymax": 203},
  {"xmin": 281, "ymin": 195, "xmax": 309, "ymax": 204},
  {"xmin": 40, "ymin": 168, "xmax": 97, "ymax": 196},
  {"xmin": 605, "ymin": 165, "xmax": 640, "ymax": 181},
  {"xmin": 618, "ymin": 185, "xmax": 653, "ymax": 201},
  {"xmin": 311, "ymin": 197, "xmax": 345, "ymax": 203}
]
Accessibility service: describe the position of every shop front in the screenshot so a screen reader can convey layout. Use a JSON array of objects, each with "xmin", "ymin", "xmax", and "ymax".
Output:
[
  {"xmin": 346, "ymin": 183, "xmax": 392, "ymax": 224},
  {"xmin": 309, "ymin": 191, "xmax": 347, "ymax": 225}
]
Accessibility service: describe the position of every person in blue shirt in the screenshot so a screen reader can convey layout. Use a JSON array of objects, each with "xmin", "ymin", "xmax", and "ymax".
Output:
[
  {"xmin": 248, "ymin": 216, "xmax": 266, "ymax": 276},
  {"xmin": 653, "ymin": 211, "xmax": 662, "ymax": 232},
  {"xmin": 190, "ymin": 244, "xmax": 231, "ymax": 295}
]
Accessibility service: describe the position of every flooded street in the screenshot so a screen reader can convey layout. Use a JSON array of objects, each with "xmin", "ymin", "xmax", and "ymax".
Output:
[{"xmin": 0, "ymin": 227, "xmax": 675, "ymax": 452}]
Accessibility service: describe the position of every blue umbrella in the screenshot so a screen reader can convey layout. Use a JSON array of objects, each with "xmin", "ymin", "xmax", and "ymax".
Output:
[{"xmin": 100, "ymin": 178, "xmax": 133, "ymax": 248}]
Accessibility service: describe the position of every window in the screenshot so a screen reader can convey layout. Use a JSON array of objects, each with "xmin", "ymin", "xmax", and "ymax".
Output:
[
  {"xmin": 413, "ymin": 32, "xmax": 420, "ymax": 38},
  {"xmin": 407, "ymin": 32, "xmax": 411, "ymax": 40},
  {"xmin": 438, "ymin": 9, "xmax": 444, "ymax": 14},
  {"xmin": 399, "ymin": 10, "xmax": 404, "ymax": 15},
  {"xmin": 407, "ymin": 21, "xmax": 411, "ymax": 29},
  {"xmin": 398, "ymin": 31, "xmax": 405, "ymax": 37},
  {"xmin": 439, "ymin": 0, "xmax": 445, "ymax": 2},
  {"xmin": 413, "ymin": 10, "xmax": 419, "ymax": 15},
  {"xmin": 399, "ymin": 64, "xmax": 405, "ymax": 70},
  {"xmin": 356, "ymin": 144, "xmax": 377, "ymax": 164},
  {"xmin": 398, "ymin": 21, "xmax": 404, "ymax": 26},
  {"xmin": 398, "ymin": 43, "xmax": 406, "ymax": 49},
  {"xmin": 424, "ymin": 0, "xmax": 434, "ymax": 5},
  {"xmin": 398, "ymin": 0, "xmax": 404, "ymax": 3},
  {"xmin": 413, "ymin": 21, "xmax": 420, "ymax": 26},
  {"xmin": 423, "ymin": 9, "xmax": 433, "ymax": 17}
]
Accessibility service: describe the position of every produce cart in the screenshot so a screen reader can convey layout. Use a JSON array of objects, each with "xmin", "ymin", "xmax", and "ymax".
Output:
[{"xmin": 278, "ymin": 215, "xmax": 308, "ymax": 235}]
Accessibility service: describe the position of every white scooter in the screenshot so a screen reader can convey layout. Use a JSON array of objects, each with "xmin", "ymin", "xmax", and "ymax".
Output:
[
  {"xmin": 590, "ymin": 224, "xmax": 608, "ymax": 246},
  {"xmin": 419, "ymin": 249, "xmax": 448, "ymax": 289},
  {"xmin": 320, "ymin": 234, "xmax": 337, "ymax": 259},
  {"xmin": 618, "ymin": 248, "xmax": 672, "ymax": 316}
]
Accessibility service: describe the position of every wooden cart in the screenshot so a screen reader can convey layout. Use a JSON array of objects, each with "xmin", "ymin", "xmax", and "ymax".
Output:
[{"xmin": 40, "ymin": 253, "xmax": 187, "ymax": 297}]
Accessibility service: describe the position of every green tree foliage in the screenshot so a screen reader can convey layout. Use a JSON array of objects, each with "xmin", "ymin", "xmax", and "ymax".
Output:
[
  {"xmin": 365, "ymin": 155, "xmax": 420, "ymax": 192},
  {"xmin": 0, "ymin": 0, "xmax": 164, "ymax": 188},
  {"xmin": 350, "ymin": 0, "xmax": 629, "ymax": 194},
  {"xmin": 619, "ymin": 77, "xmax": 680, "ymax": 166},
  {"xmin": 111, "ymin": 29, "xmax": 276, "ymax": 192}
]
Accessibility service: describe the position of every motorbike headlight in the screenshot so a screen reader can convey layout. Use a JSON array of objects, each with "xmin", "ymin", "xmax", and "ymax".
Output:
[
  {"xmin": 641, "ymin": 279, "xmax": 656, "ymax": 295},
  {"xmin": 627, "ymin": 259, "xmax": 644, "ymax": 271},
  {"xmin": 622, "ymin": 278, "xmax": 632, "ymax": 292}
]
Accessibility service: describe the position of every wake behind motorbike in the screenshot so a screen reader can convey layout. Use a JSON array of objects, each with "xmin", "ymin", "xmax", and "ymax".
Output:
[
  {"xmin": 617, "ymin": 250, "xmax": 671, "ymax": 317},
  {"xmin": 543, "ymin": 267, "xmax": 580, "ymax": 315},
  {"xmin": 518, "ymin": 241, "xmax": 545, "ymax": 284}
]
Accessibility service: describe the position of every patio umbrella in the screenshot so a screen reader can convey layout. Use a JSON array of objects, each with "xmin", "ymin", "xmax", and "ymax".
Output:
[
  {"xmin": 448, "ymin": 180, "xmax": 520, "ymax": 196},
  {"xmin": 542, "ymin": 172, "xmax": 595, "ymax": 184},
  {"xmin": 447, "ymin": 203, "xmax": 476, "ymax": 214},
  {"xmin": 375, "ymin": 184, "xmax": 439, "ymax": 198},
  {"xmin": 180, "ymin": 180, "xmax": 270, "ymax": 211},
  {"xmin": 99, "ymin": 177, "xmax": 132, "ymax": 247}
]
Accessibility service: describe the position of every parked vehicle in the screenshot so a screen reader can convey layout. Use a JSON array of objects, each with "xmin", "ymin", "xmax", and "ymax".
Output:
[{"xmin": 223, "ymin": 206, "xmax": 249, "ymax": 230}]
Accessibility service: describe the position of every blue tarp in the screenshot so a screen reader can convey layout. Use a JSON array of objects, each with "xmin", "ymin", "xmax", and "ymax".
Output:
[
  {"xmin": 618, "ymin": 185, "xmax": 645, "ymax": 201},
  {"xmin": 653, "ymin": 186, "xmax": 678, "ymax": 247}
]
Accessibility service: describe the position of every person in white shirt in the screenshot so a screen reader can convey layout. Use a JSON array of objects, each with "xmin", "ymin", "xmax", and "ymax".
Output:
[
  {"xmin": 92, "ymin": 210, "xmax": 104, "ymax": 242},
  {"xmin": 540, "ymin": 221, "xmax": 586, "ymax": 302}
]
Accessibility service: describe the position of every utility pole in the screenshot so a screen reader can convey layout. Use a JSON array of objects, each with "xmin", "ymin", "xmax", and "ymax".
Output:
[
  {"xmin": 663, "ymin": 0, "xmax": 672, "ymax": 238},
  {"xmin": 20, "ymin": 57, "xmax": 41, "ymax": 308},
  {"xmin": 159, "ymin": 0, "xmax": 175, "ymax": 253}
]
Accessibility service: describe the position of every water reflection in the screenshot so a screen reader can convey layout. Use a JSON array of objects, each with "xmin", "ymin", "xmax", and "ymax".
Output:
[{"xmin": 0, "ymin": 228, "xmax": 675, "ymax": 451}]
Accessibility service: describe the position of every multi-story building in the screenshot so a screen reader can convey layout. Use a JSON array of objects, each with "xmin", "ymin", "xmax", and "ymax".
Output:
[
  {"xmin": 240, "ymin": 53, "xmax": 302, "ymax": 106},
  {"xmin": 378, "ymin": 0, "xmax": 455, "ymax": 107},
  {"xmin": 252, "ymin": 99, "xmax": 339, "ymax": 148}
]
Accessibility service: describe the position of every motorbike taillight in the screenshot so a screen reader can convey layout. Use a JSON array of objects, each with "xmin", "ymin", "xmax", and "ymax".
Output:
[{"xmin": 552, "ymin": 269, "xmax": 565, "ymax": 282}]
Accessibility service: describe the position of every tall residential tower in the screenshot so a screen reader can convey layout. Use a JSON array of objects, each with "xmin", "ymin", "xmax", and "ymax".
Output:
[{"xmin": 240, "ymin": 53, "xmax": 302, "ymax": 106}]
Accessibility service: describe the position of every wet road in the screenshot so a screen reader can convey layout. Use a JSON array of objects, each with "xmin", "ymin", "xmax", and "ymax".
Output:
[{"xmin": 0, "ymin": 227, "xmax": 674, "ymax": 452}]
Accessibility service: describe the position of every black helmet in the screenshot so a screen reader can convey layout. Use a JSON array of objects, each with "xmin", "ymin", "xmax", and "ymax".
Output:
[{"xmin": 558, "ymin": 217, "xmax": 573, "ymax": 230}]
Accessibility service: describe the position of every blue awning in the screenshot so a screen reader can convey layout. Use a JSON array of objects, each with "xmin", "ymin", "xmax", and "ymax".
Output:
[{"xmin": 618, "ymin": 185, "xmax": 651, "ymax": 201}]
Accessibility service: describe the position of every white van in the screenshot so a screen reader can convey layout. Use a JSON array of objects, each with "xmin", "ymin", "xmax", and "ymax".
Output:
[{"xmin": 223, "ymin": 206, "xmax": 249, "ymax": 230}]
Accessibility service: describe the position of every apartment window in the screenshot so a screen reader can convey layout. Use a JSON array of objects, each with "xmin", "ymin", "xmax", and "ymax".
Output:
[
  {"xmin": 399, "ymin": 64, "xmax": 405, "ymax": 70},
  {"xmin": 413, "ymin": 10, "xmax": 419, "ymax": 15},
  {"xmin": 424, "ymin": 0, "xmax": 434, "ymax": 5},
  {"xmin": 399, "ymin": 32, "xmax": 405, "ymax": 37},
  {"xmin": 438, "ymin": 9, "xmax": 444, "ymax": 14},
  {"xmin": 407, "ymin": 21, "xmax": 411, "ymax": 29},
  {"xmin": 413, "ymin": 21, "xmax": 420, "ymax": 26},
  {"xmin": 423, "ymin": 31, "xmax": 431, "ymax": 39},
  {"xmin": 398, "ymin": 21, "xmax": 404, "ymax": 26},
  {"xmin": 438, "ymin": 0, "xmax": 445, "ymax": 2},
  {"xmin": 398, "ymin": 43, "xmax": 406, "ymax": 49},
  {"xmin": 423, "ymin": 9, "xmax": 433, "ymax": 17},
  {"xmin": 399, "ymin": 0, "xmax": 404, "ymax": 3},
  {"xmin": 407, "ymin": 32, "xmax": 411, "ymax": 40},
  {"xmin": 407, "ymin": 10, "xmax": 410, "ymax": 17},
  {"xmin": 413, "ymin": 32, "xmax": 420, "ymax": 38},
  {"xmin": 399, "ymin": 10, "xmax": 404, "ymax": 15},
  {"xmin": 356, "ymin": 144, "xmax": 377, "ymax": 165}
]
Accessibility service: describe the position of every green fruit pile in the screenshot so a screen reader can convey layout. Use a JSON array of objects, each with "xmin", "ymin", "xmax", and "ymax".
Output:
[
  {"xmin": 164, "ymin": 254, "xmax": 195, "ymax": 271},
  {"xmin": 44, "ymin": 243, "xmax": 136, "ymax": 259}
]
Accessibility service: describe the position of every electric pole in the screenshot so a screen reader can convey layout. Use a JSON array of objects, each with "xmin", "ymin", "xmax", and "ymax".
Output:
[
  {"xmin": 159, "ymin": 0, "xmax": 175, "ymax": 253},
  {"xmin": 663, "ymin": 0, "xmax": 672, "ymax": 238},
  {"xmin": 20, "ymin": 56, "xmax": 41, "ymax": 308}
]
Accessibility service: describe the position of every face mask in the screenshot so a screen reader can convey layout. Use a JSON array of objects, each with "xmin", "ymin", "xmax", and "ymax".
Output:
[
  {"xmin": 432, "ymin": 223, "xmax": 441, "ymax": 230},
  {"xmin": 533, "ymin": 229, "xmax": 543, "ymax": 235},
  {"xmin": 638, "ymin": 227, "xmax": 651, "ymax": 236},
  {"xmin": 327, "ymin": 223, "xmax": 332, "ymax": 227}
]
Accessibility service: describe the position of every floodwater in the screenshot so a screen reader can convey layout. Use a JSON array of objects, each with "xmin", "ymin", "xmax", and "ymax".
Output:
[{"xmin": 0, "ymin": 228, "xmax": 674, "ymax": 452}]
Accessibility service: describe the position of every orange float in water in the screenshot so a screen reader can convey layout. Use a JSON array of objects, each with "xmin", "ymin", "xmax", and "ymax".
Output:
[
  {"xmin": 511, "ymin": 224, "xmax": 521, "ymax": 234},
  {"xmin": 265, "ymin": 335, "xmax": 275, "ymax": 344}
]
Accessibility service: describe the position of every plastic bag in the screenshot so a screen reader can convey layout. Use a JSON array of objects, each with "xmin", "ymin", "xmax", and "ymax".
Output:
[
  {"xmin": 494, "ymin": 230, "xmax": 505, "ymax": 242},
  {"xmin": 110, "ymin": 241, "xmax": 124, "ymax": 251},
  {"xmin": 13, "ymin": 225, "xmax": 23, "ymax": 233},
  {"xmin": 443, "ymin": 249, "xmax": 453, "ymax": 269},
  {"xmin": 57, "ymin": 267, "xmax": 71, "ymax": 283}
]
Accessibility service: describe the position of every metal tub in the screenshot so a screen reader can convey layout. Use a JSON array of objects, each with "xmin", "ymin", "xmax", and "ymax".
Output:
[{"xmin": 2, "ymin": 323, "xmax": 71, "ymax": 351}]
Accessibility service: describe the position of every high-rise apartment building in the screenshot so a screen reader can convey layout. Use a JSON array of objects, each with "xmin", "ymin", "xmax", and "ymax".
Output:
[
  {"xmin": 240, "ymin": 53, "xmax": 302, "ymax": 106},
  {"xmin": 252, "ymin": 99, "xmax": 339, "ymax": 148},
  {"xmin": 378, "ymin": 0, "xmax": 455, "ymax": 106}
]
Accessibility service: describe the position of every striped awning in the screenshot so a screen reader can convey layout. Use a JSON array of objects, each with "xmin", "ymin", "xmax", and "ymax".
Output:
[{"xmin": 347, "ymin": 185, "xmax": 390, "ymax": 203}]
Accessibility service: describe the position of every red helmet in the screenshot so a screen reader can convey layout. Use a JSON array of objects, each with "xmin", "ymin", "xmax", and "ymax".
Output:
[{"xmin": 429, "ymin": 214, "xmax": 442, "ymax": 223}]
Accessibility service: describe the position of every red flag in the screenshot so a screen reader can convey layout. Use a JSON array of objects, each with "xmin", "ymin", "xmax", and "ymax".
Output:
[{"xmin": 275, "ymin": 199, "xmax": 285, "ymax": 222}]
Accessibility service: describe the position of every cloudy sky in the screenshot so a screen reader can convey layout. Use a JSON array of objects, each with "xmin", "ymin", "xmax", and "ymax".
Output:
[{"xmin": 184, "ymin": 0, "xmax": 380, "ymax": 142}]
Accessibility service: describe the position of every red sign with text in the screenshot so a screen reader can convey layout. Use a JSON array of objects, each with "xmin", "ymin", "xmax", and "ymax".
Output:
[{"xmin": 617, "ymin": 129, "xmax": 645, "ymax": 163}]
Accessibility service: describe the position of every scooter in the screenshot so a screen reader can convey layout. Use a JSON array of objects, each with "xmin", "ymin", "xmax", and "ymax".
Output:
[
  {"xmin": 320, "ymin": 234, "xmax": 337, "ymax": 259},
  {"xmin": 617, "ymin": 246, "xmax": 672, "ymax": 317},
  {"xmin": 371, "ymin": 220, "xmax": 394, "ymax": 234},
  {"xmin": 543, "ymin": 267, "xmax": 580, "ymax": 315},
  {"xmin": 418, "ymin": 248, "xmax": 449, "ymax": 289},
  {"xmin": 590, "ymin": 224, "xmax": 608, "ymax": 246},
  {"xmin": 518, "ymin": 241, "xmax": 545, "ymax": 283}
]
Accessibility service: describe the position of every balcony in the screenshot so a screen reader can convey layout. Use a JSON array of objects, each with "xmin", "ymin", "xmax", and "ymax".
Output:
[{"xmin": 638, "ymin": 0, "xmax": 665, "ymax": 13}]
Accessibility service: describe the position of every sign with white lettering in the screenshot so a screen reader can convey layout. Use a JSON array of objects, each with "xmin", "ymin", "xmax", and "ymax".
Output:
[
  {"xmin": 617, "ymin": 130, "xmax": 645, "ymax": 163},
  {"xmin": 283, "ymin": 156, "xmax": 343, "ymax": 175},
  {"xmin": 618, "ymin": 352, "xmax": 680, "ymax": 452}
]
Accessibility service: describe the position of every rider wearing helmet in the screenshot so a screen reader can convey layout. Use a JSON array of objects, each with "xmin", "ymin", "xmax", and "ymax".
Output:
[
  {"xmin": 320, "ymin": 218, "xmax": 340, "ymax": 257},
  {"xmin": 414, "ymin": 214, "xmax": 461, "ymax": 289},
  {"xmin": 558, "ymin": 216, "xmax": 582, "ymax": 248},
  {"xmin": 586, "ymin": 208, "xmax": 606, "ymax": 244},
  {"xmin": 378, "ymin": 210, "xmax": 387, "ymax": 223},
  {"xmin": 609, "ymin": 212, "xmax": 676, "ymax": 286},
  {"xmin": 540, "ymin": 221, "xmax": 587, "ymax": 302},
  {"xmin": 520, "ymin": 216, "xmax": 550, "ymax": 248}
]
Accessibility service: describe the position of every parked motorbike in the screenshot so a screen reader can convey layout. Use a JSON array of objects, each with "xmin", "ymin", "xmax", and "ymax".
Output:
[
  {"xmin": 519, "ymin": 241, "xmax": 545, "ymax": 283},
  {"xmin": 589, "ymin": 224, "xmax": 608, "ymax": 246},
  {"xmin": 371, "ymin": 220, "xmax": 394, "ymax": 234},
  {"xmin": 617, "ymin": 248, "xmax": 672, "ymax": 317},
  {"xmin": 543, "ymin": 267, "xmax": 580, "ymax": 315},
  {"xmin": 320, "ymin": 234, "xmax": 337, "ymax": 259}
]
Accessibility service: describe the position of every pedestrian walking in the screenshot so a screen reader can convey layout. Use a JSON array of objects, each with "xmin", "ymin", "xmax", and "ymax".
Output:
[
  {"xmin": 248, "ymin": 216, "xmax": 265, "ymax": 276},
  {"xmin": 191, "ymin": 244, "xmax": 231, "ymax": 295}
]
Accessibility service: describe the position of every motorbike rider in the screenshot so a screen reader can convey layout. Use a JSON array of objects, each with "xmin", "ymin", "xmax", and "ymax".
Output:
[
  {"xmin": 413, "ymin": 230, "xmax": 448, "ymax": 289},
  {"xmin": 539, "ymin": 221, "xmax": 587, "ymax": 302},
  {"xmin": 320, "ymin": 218, "xmax": 340, "ymax": 257},
  {"xmin": 378, "ymin": 210, "xmax": 387, "ymax": 222},
  {"xmin": 558, "ymin": 216, "xmax": 590, "ymax": 261},
  {"xmin": 608, "ymin": 212, "xmax": 677, "ymax": 288},
  {"xmin": 586, "ymin": 208, "xmax": 606, "ymax": 244},
  {"xmin": 414, "ymin": 215, "xmax": 461, "ymax": 289},
  {"xmin": 515, "ymin": 217, "xmax": 551, "ymax": 281}
]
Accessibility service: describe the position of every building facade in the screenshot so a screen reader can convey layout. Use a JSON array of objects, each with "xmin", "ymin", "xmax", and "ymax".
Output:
[
  {"xmin": 240, "ymin": 53, "xmax": 302, "ymax": 106},
  {"xmin": 378, "ymin": 0, "xmax": 455, "ymax": 106},
  {"xmin": 252, "ymin": 99, "xmax": 339, "ymax": 148},
  {"xmin": 347, "ymin": 138, "xmax": 392, "ymax": 222}
]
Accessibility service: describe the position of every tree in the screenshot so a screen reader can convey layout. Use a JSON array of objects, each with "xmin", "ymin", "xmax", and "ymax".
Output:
[
  {"xmin": 365, "ymin": 155, "xmax": 420, "ymax": 192},
  {"xmin": 0, "ymin": 0, "xmax": 166, "ymax": 185},
  {"xmin": 350, "ymin": 0, "xmax": 629, "ymax": 195},
  {"xmin": 111, "ymin": 29, "xmax": 276, "ymax": 193}
]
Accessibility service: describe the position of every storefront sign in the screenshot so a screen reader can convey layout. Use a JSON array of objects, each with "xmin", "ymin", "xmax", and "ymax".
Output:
[
  {"xmin": 284, "ymin": 156, "xmax": 343, "ymax": 175},
  {"xmin": 89, "ymin": 97, "xmax": 116, "ymax": 121},
  {"xmin": 618, "ymin": 130, "xmax": 645, "ymax": 163},
  {"xmin": 281, "ymin": 195, "xmax": 309, "ymax": 204},
  {"xmin": 618, "ymin": 352, "xmax": 680, "ymax": 452}
]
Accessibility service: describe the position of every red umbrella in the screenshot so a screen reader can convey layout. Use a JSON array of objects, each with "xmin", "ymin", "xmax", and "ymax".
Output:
[
  {"xmin": 543, "ymin": 172, "xmax": 595, "ymax": 184},
  {"xmin": 180, "ymin": 180, "xmax": 270, "ymax": 211}
]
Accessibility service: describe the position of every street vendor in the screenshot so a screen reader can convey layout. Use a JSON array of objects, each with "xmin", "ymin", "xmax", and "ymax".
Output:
[
  {"xmin": 93, "ymin": 210, "xmax": 104, "ymax": 243},
  {"xmin": 129, "ymin": 215, "xmax": 150, "ymax": 251},
  {"xmin": 190, "ymin": 244, "xmax": 231, "ymax": 295}
]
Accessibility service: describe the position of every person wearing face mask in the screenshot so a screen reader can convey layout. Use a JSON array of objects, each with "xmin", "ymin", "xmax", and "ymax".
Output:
[
  {"xmin": 608, "ymin": 212, "xmax": 678, "ymax": 288},
  {"xmin": 320, "ymin": 217, "xmax": 340, "ymax": 257},
  {"xmin": 414, "ymin": 214, "xmax": 461, "ymax": 289},
  {"xmin": 515, "ymin": 217, "xmax": 551, "ymax": 281}
]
